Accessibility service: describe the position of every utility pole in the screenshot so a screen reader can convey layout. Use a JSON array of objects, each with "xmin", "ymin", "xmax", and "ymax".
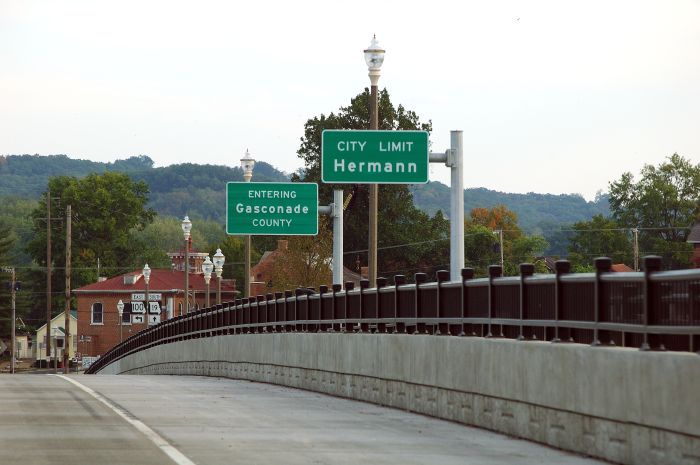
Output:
[
  {"xmin": 46, "ymin": 191, "xmax": 52, "ymax": 364},
  {"xmin": 1, "ymin": 267, "xmax": 17, "ymax": 374},
  {"xmin": 63, "ymin": 205, "xmax": 71, "ymax": 374}
]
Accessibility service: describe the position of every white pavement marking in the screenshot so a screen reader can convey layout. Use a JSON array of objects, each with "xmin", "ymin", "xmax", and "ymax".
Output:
[{"xmin": 55, "ymin": 375, "xmax": 197, "ymax": 465}]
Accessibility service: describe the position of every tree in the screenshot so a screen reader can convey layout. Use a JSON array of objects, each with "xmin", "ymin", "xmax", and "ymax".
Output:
[
  {"xmin": 608, "ymin": 154, "xmax": 700, "ymax": 268},
  {"xmin": 295, "ymin": 88, "xmax": 448, "ymax": 279},
  {"xmin": 566, "ymin": 215, "xmax": 632, "ymax": 271},
  {"xmin": 269, "ymin": 218, "xmax": 333, "ymax": 292},
  {"xmin": 26, "ymin": 173, "xmax": 156, "ymax": 317},
  {"xmin": 464, "ymin": 205, "xmax": 548, "ymax": 276}
]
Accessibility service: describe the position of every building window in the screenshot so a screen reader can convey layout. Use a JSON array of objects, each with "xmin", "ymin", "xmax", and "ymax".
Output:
[{"xmin": 91, "ymin": 302, "xmax": 103, "ymax": 324}]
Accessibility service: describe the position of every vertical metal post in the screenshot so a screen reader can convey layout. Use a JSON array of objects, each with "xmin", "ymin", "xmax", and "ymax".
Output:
[
  {"xmin": 333, "ymin": 189, "xmax": 344, "ymax": 285},
  {"xmin": 642, "ymin": 255, "xmax": 662, "ymax": 351},
  {"xmin": 460, "ymin": 268, "xmax": 474, "ymax": 337},
  {"xmin": 63, "ymin": 205, "xmax": 71, "ymax": 374},
  {"xmin": 145, "ymin": 278, "xmax": 150, "ymax": 326},
  {"xmin": 633, "ymin": 228, "xmax": 640, "ymax": 271},
  {"xmin": 592, "ymin": 257, "xmax": 612, "ymax": 346},
  {"xmin": 217, "ymin": 274, "xmax": 222, "ymax": 306},
  {"xmin": 553, "ymin": 260, "xmax": 570, "ymax": 343},
  {"xmin": 184, "ymin": 238, "xmax": 189, "ymax": 314},
  {"xmin": 499, "ymin": 229, "xmax": 505, "ymax": 270},
  {"xmin": 245, "ymin": 235, "xmax": 251, "ymax": 297},
  {"xmin": 414, "ymin": 273, "xmax": 427, "ymax": 334},
  {"xmin": 436, "ymin": 270, "xmax": 450, "ymax": 335},
  {"xmin": 368, "ymin": 82, "xmax": 379, "ymax": 288},
  {"xmin": 487, "ymin": 265, "xmax": 502, "ymax": 337},
  {"xmin": 394, "ymin": 275, "xmax": 405, "ymax": 333},
  {"xmin": 518, "ymin": 263, "xmax": 534, "ymax": 341},
  {"xmin": 450, "ymin": 131, "xmax": 464, "ymax": 279}
]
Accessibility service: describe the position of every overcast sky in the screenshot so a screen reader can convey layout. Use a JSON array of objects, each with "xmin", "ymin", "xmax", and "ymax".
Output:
[{"xmin": 2, "ymin": 0, "xmax": 698, "ymax": 200}]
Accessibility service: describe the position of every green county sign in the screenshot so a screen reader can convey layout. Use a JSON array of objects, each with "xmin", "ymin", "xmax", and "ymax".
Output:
[
  {"xmin": 321, "ymin": 130, "xmax": 429, "ymax": 184},
  {"xmin": 226, "ymin": 182, "xmax": 318, "ymax": 235}
]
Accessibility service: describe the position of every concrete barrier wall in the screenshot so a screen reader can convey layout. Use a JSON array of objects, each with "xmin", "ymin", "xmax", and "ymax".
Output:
[{"xmin": 98, "ymin": 333, "xmax": 700, "ymax": 465}]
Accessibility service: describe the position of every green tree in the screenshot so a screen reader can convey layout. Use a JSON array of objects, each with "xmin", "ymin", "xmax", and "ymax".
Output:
[
  {"xmin": 566, "ymin": 215, "xmax": 632, "ymax": 271},
  {"xmin": 295, "ymin": 88, "xmax": 450, "ymax": 279},
  {"xmin": 464, "ymin": 206, "xmax": 548, "ymax": 276},
  {"xmin": 26, "ymin": 173, "xmax": 156, "ymax": 317},
  {"xmin": 608, "ymin": 154, "xmax": 700, "ymax": 268}
]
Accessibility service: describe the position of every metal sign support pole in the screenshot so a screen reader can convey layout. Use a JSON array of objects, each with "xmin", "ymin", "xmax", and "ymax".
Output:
[
  {"xmin": 318, "ymin": 189, "xmax": 344, "ymax": 286},
  {"xmin": 429, "ymin": 130, "xmax": 464, "ymax": 280}
]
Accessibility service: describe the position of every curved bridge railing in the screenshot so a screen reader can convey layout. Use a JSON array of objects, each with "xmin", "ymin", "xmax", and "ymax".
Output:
[{"xmin": 87, "ymin": 256, "xmax": 700, "ymax": 373}]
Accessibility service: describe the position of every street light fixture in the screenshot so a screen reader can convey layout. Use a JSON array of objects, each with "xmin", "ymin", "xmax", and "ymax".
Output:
[
  {"xmin": 202, "ymin": 255, "xmax": 214, "ymax": 308},
  {"xmin": 213, "ymin": 248, "xmax": 225, "ymax": 305},
  {"xmin": 240, "ymin": 150, "xmax": 255, "ymax": 297},
  {"xmin": 181, "ymin": 216, "xmax": 192, "ymax": 314},
  {"xmin": 364, "ymin": 35, "xmax": 385, "ymax": 287},
  {"xmin": 117, "ymin": 299, "xmax": 124, "ymax": 343},
  {"xmin": 143, "ymin": 263, "xmax": 151, "ymax": 326}
]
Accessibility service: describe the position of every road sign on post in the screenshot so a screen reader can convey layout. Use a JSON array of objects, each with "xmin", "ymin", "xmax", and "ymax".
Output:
[
  {"xmin": 321, "ymin": 130, "xmax": 429, "ymax": 184},
  {"xmin": 226, "ymin": 182, "xmax": 318, "ymax": 235}
]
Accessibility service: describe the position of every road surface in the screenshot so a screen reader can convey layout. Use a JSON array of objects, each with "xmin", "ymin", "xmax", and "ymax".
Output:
[{"xmin": 0, "ymin": 374, "xmax": 606, "ymax": 465}]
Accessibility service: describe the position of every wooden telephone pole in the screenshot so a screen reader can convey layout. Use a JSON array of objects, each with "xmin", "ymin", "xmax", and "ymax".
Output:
[{"xmin": 63, "ymin": 205, "xmax": 71, "ymax": 374}]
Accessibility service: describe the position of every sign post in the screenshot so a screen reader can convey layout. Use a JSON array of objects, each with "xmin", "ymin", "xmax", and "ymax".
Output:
[
  {"xmin": 226, "ymin": 182, "xmax": 318, "ymax": 236},
  {"xmin": 322, "ymin": 130, "xmax": 429, "ymax": 184}
]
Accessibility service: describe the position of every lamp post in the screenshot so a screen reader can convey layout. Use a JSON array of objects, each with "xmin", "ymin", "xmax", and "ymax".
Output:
[
  {"xmin": 202, "ymin": 255, "xmax": 213, "ymax": 308},
  {"xmin": 181, "ymin": 216, "xmax": 192, "ymax": 314},
  {"xmin": 143, "ymin": 263, "xmax": 151, "ymax": 325},
  {"xmin": 213, "ymin": 248, "xmax": 225, "ymax": 305},
  {"xmin": 240, "ymin": 150, "xmax": 256, "ymax": 297},
  {"xmin": 117, "ymin": 299, "xmax": 124, "ymax": 343},
  {"xmin": 364, "ymin": 35, "xmax": 385, "ymax": 287}
]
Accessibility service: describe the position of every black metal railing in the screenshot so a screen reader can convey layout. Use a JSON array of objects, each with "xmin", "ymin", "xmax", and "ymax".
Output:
[{"xmin": 86, "ymin": 256, "xmax": 700, "ymax": 374}]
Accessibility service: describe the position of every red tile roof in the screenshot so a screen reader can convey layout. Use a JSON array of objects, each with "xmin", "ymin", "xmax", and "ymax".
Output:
[
  {"xmin": 611, "ymin": 263, "xmax": 634, "ymax": 272},
  {"xmin": 73, "ymin": 269, "xmax": 236, "ymax": 293}
]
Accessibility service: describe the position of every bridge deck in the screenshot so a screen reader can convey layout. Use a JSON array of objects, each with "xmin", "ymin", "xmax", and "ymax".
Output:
[{"xmin": 0, "ymin": 374, "xmax": 604, "ymax": 465}]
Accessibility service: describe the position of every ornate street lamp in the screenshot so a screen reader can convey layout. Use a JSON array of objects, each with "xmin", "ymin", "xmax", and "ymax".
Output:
[
  {"xmin": 181, "ymin": 216, "xmax": 192, "ymax": 314},
  {"xmin": 202, "ymin": 255, "xmax": 214, "ymax": 308},
  {"xmin": 364, "ymin": 35, "xmax": 385, "ymax": 287},
  {"xmin": 213, "ymin": 248, "xmax": 225, "ymax": 305},
  {"xmin": 240, "ymin": 150, "xmax": 255, "ymax": 296},
  {"xmin": 143, "ymin": 263, "xmax": 151, "ymax": 325},
  {"xmin": 117, "ymin": 299, "xmax": 125, "ymax": 343}
]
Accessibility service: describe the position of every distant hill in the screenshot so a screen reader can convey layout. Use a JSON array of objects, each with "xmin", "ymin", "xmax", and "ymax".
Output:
[
  {"xmin": 0, "ymin": 154, "xmax": 290, "ymax": 222},
  {"xmin": 410, "ymin": 181, "xmax": 609, "ymax": 255},
  {"xmin": 410, "ymin": 181, "xmax": 609, "ymax": 232},
  {"xmin": 1, "ymin": 155, "xmax": 608, "ymax": 254}
]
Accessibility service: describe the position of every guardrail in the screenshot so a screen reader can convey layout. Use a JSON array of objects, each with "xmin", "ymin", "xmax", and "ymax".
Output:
[{"xmin": 86, "ymin": 256, "xmax": 700, "ymax": 374}]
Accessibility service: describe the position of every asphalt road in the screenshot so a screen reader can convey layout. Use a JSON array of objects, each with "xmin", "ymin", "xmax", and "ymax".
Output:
[{"xmin": 0, "ymin": 374, "xmax": 606, "ymax": 465}]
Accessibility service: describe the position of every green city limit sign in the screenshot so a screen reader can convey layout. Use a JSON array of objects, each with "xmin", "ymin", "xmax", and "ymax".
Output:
[
  {"xmin": 226, "ymin": 182, "xmax": 318, "ymax": 235},
  {"xmin": 321, "ymin": 130, "xmax": 429, "ymax": 184}
]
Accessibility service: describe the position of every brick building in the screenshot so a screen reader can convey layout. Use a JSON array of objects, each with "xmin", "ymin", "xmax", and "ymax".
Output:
[{"xmin": 74, "ymin": 253, "xmax": 237, "ymax": 358}]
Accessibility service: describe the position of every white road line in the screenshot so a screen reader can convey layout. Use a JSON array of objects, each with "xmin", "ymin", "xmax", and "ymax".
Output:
[{"xmin": 55, "ymin": 375, "xmax": 197, "ymax": 465}]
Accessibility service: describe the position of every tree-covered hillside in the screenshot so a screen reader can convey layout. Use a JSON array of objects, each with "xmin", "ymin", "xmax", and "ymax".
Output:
[
  {"xmin": 410, "ymin": 181, "xmax": 609, "ymax": 232},
  {"xmin": 0, "ymin": 154, "xmax": 290, "ymax": 222}
]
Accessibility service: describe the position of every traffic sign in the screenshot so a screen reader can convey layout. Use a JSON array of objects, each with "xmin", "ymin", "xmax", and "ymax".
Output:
[
  {"xmin": 148, "ymin": 314, "xmax": 161, "ymax": 325},
  {"xmin": 147, "ymin": 302, "xmax": 161, "ymax": 314},
  {"xmin": 226, "ymin": 182, "xmax": 318, "ymax": 235},
  {"xmin": 131, "ymin": 302, "xmax": 146, "ymax": 314},
  {"xmin": 321, "ymin": 130, "xmax": 429, "ymax": 184},
  {"xmin": 131, "ymin": 314, "xmax": 145, "ymax": 324}
]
